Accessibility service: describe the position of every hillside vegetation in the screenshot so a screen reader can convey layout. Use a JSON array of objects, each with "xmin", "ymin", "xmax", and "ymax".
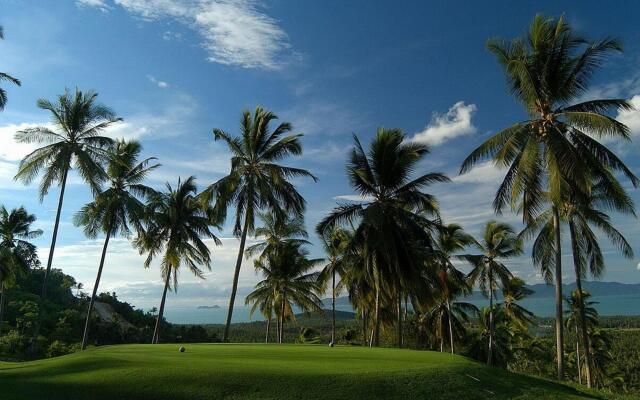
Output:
[{"xmin": 0, "ymin": 344, "xmax": 626, "ymax": 400}]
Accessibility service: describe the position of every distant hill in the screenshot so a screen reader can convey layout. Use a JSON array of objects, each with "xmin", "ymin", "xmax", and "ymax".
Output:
[{"xmin": 328, "ymin": 281, "xmax": 640, "ymax": 305}]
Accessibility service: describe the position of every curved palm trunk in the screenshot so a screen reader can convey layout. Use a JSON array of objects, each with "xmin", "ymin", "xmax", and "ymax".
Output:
[
  {"xmin": 152, "ymin": 269, "xmax": 171, "ymax": 344},
  {"xmin": 331, "ymin": 269, "xmax": 336, "ymax": 345},
  {"xmin": 81, "ymin": 226, "xmax": 112, "ymax": 350},
  {"xmin": 569, "ymin": 220, "xmax": 592, "ymax": 388},
  {"xmin": 223, "ymin": 215, "xmax": 250, "ymax": 342},
  {"xmin": 372, "ymin": 277, "xmax": 381, "ymax": 347},
  {"xmin": 553, "ymin": 207, "xmax": 565, "ymax": 380},
  {"xmin": 361, "ymin": 310, "xmax": 368, "ymax": 345},
  {"xmin": 31, "ymin": 169, "xmax": 69, "ymax": 348},
  {"xmin": 488, "ymin": 285, "xmax": 494, "ymax": 366},
  {"xmin": 446, "ymin": 298, "xmax": 454, "ymax": 354}
]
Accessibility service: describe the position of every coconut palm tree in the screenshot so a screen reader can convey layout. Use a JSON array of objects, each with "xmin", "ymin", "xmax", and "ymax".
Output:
[
  {"xmin": 0, "ymin": 26, "xmax": 21, "ymax": 111},
  {"xmin": 522, "ymin": 183, "xmax": 633, "ymax": 386},
  {"xmin": 135, "ymin": 176, "xmax": 220, "ymax": 343},
  {"xmin": 565, "ymin": 290, "xmax": 599, "ymax": 385},
  {"xmin": 14, "ymin": 89, "xmax": 120, "ymax": 299},
  {"xmin": 463, "ymin": 220, "xmax": 523, "ymax": 366},
  {"xmin": 433, "ymin": 223, "xmax": 476, "ymax": 353},
  {"xmin": 460, "ymin": 14, "xmax": 638, "ymax": 379},
  {"xmin": 317, "ymin": 225, "xmax": 352, "ymax": 345},
  {"xmin": 245, "ymin": 212, "xmax": 310, "ymax": 261},
  {"xmin": 73, "ymin": 140, "xmax": 159, "ymax": 350},
  {"xmin": 501, "ymin": 277, "xmax": 535, "ymax": 331},
  {"xmin": 205, "ymin": 107, "xmax": 316, "ymax": 342},
  {"xmin": 420, "ymin": 283, "xmax": 478, "ymax": 353},
  {"xmin": 318, "ymin": 128, "xmax": 447, "ymax": 346},
  {"xmin": 0, "ymin": 206, "xmax": 42, "ymax": 329},
  {"xmin": 247, "ymin": 241, "xmax": 323, "ymax": 343}
]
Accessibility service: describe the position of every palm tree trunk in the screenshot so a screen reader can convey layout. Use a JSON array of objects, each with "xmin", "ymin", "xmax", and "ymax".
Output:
[
  {"xmin": 265, "ymin": 309, "xmax": 271, "ymax": 343},
  {"xmin": 488, "ymin": 280, "xmax": 494, "ymax": 366},
  {"xmin": 331, "ymin": 269, "xmax": 336, "ymax": 345},
  {"xmin": 81, "ymin": 226, "xmax": 112, "ymax": 350},
  {"xmin": 30, "ymin": 169, "xmax": 69, "ymax": 350},
  {"xmin": 397, "ymin": 293, "xmax": 402, "ymax": 348},
  {"xmin": 361, "ymin": 311, "xmax": 367, "ymax": 345},
  {"xmin": 279, "ymin": 288, "xmax": 286, "ymax": 344},
  {"xmin": 152, "ymin": 269, "xmax": 171, "ymax": 344},
  {"xmin": 569, "ymin": 220, "xmax": 592, "ymax": 388},
  {"xmin": 446, "ymin": 298, "xmax": 454, "ymax": 354},
  {"xmin": 576, "ymin": 325, "xmax": 582, "ymax": 385},
  {"xmin": 553, "ymin": 206, "xmax": 565, "ymax": 380},
  {"xmin": 372, "ymin": 279, "xmax": 380, "ymax": 347},
  {"xmin": 42, "ymin": 169, "xmax": 69, "ymax": 299},
  {"xmin": 223, "ymin": 214, "xmax": 251, "ymax": 342},
  {"xmin": 0, "ymin": 283, "xmax": 5, "ymax": 333}
]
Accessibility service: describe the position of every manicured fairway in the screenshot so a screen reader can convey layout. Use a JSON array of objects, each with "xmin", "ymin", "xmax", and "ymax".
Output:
[{"xmin": 0, "ymin": 344, "xmax": 617, "ymax": 399}]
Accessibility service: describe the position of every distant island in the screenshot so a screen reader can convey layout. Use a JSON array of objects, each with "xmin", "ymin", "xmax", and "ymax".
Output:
[{"xmin": 197, "ymin": 305, "xmax": 222, "ymax": 309}]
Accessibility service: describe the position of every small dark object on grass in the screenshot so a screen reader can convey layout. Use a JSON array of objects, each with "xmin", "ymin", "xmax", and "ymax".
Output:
[
  {"xmin": 179, "ymin": 346, "xmax": 185, "ymax": 353},
  {"xmin": 329, "ymin": 342, "xmax": 334, "ymax": 348}
]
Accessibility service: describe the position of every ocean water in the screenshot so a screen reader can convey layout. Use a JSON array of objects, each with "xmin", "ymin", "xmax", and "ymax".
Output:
[{"xmin": 163, "ymin": 294, "xmax": 640, "ymax": 324}]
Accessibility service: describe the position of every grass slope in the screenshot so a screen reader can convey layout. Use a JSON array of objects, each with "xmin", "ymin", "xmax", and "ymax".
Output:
[{"xmin": 0, "ymin": 344, "xmax": 616, "ymax": 400}]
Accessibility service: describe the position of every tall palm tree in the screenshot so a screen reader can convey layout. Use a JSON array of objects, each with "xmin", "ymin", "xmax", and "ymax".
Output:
[
  {"xmin": 501, "ymin": 277, "xmax": 535, "ymax": 331},
  {"xmin": 0, "ymin": 26, "xmax": 21, "ymax": 111},
  {"xmin": 565, "ymin": 290, "xmax": 599, "ymax": 385},
  {"xmin": 74, "ymin": 140, "xmax": 159, "ymax": 350},
  {"xmin": 206, "ymin": 107, "xmax": 316, "ymax": 342},
  {"xmin": 317, "ymin": 225, "xmax": 351, "ymax": 345},
  {"xmin": 318, "ymin": 128, "xmax": 447, "ymax": 346},
  {"xmin": 463, "ymin": 220, "xmax": 523, "ymax": 366},
  {"xmin": 522, "ymin": 183, "xmax": 633, "ymax": 386},
  {"xmin": 135, "ymin": 176, "xmax": 220, "ymax": 343},
  {"xmin": 0, "ymin": 206, "xmax": 42, "ymax": 329},
  {"xmin": 433, "ymin": 223, "xmax": 476, "ymax": 353},
  {"xmin": 460, "ymin": 15, "xmax": 637, "ymax": 378},
  {"xmin": 14, "ymin": 89, "xmax": 121, "ymax": 299},
  {"xmin": 246, "ymin": 241, "xmax": 323, "ymax": 343}
]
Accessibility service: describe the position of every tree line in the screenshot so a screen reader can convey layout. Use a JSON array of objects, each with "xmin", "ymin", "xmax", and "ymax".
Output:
[{"xmin": 0, "ymin": 14, "xmax": 636, "ymax": 391}]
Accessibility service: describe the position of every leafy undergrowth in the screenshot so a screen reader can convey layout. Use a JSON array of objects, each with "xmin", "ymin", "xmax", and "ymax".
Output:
[{"xmin": 0, "ymin": 344, "xmax": 624, "ymax": 399}]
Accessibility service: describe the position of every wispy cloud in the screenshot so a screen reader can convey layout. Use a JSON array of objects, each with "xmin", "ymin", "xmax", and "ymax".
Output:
[
  {"xmin": 411, "ymin": 101, "xmax": 477, "ymax": 146},
  {"xmin": 147, "ymin": 74, "xmax": 169, "ymax": 88},
  {"xmin": 75, "ymin": 0, "xmax": 111, "ymax": 11},
  {"xmin": 453, "ymin": 161, "xmax": 505, "ymax": 184},
  {"xmin": 332, "ymin": 194, "xmax": 373, "ymax": 202},
  {"xmin": 81, "ymin": 0, "xmax": 293, "ymax": 69}
]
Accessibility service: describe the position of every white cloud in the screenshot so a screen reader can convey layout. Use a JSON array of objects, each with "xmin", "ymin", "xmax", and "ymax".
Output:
[
  {"xmin": 76, "ymin": 0, "xmax": 110, "ymax": 11},
  {"xmin": 83, "ymin": 0, "xmax": 292, "ymax": 69},
  {"xmin": 0, "ymin": 123, "xmax": 50, "ymax": 161},
  {"xmin": 147, "ymin": 74, "xmax": 169, "ymax": 88},
  {"xmin": 333, "ymin": 194, "xmax": 373, "ymax": 202},
  {"xmin": 636, "ymin": 262, "xmax": 640, "ymax": 271},
  {"xmin": 411, "ymin": 101, "xmax": 477, "ymax": 146},
  {"xmin": 453, "ymin": 161, "xmax": 505, "ymax": 184},
  {"xmin": 616, "ymin": 95, "xmax": 640, "ymax": 136}
]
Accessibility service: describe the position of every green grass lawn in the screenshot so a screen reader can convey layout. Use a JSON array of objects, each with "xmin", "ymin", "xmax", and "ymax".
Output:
[{"xmin": 0, "ymin": 344, "xmax": 620, "ymax": 400}]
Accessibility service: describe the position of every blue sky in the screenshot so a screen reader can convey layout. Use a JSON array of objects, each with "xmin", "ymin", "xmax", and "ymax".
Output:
[{"xmin": 1, "ymin": 1, "xmax": 640, "ymax": 312}]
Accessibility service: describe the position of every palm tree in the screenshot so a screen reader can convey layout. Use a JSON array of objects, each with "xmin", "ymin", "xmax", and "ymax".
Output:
[
  {"xmin": 317, "ymin": 225, "xmax": 351, "ymax": 345},
  {"xmin": 0, "ymin": 206, "xmax": 42, "ymax": 329},
  {"xmin": 522, "ymin": 183, "xmax": 633, "ymax": 386},
  {"xmin": 460, "ymin": 15, "xmax": 637, "ymax": 378},
  {"xmin": 420, "ymin": 283, "xmax": 478, "ymax": 353},
  {"xmin": 246, "ymin": 241, "xmax": 323, "ymax": 343},
  {"xmin": 318, "ymin": 128, "xmax": 447, "ymax": 346},
  {"xmin": 74, "ymin": 140, "xmax": 159, "ymax": 350},
  {"xmin": 245, "ymin": 212, "xmax": 310, "ymax": 261},
  {"xmin": 565, "ymin": 290, "xmax": 599, "ymax": 385},
  {"xmin": 14, "ymin": 89, "xmax": 121, "ymax": 299},
  {"xmin": 0, "ymin": 26, "xmax": 21, "ymax": 111},
  {"xmin": 433, "ymin": 223, "xmax": 476, "ymax": 353},
  {"xmin": 205, "ymin": 107, "xmax": 316, "ymax": 342},
  {"xmin": 463, "ymin": 220, "xmax": 523, "ymax": 366},
  {"xmin": 135, "ymin": 176, "xmax": 220, "ymax": 343},
  {"xmin": 501, "ymin": 277, "xmax": 535, "ymax": 331}
]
